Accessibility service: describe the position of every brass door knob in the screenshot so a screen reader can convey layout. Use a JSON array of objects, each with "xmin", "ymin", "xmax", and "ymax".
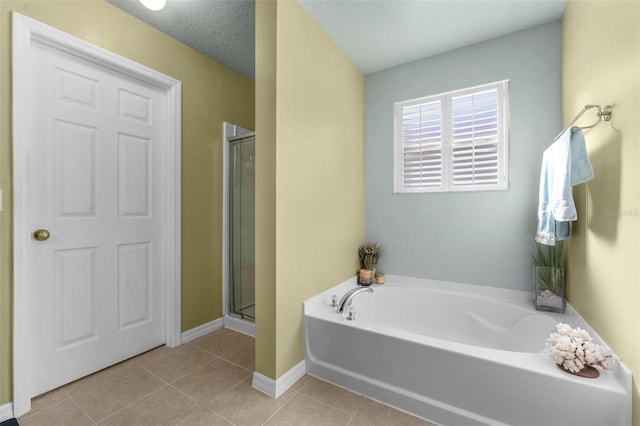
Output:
[{"xmin": 33, "ymin": 229, "xmax": 50, "ymax": 241}]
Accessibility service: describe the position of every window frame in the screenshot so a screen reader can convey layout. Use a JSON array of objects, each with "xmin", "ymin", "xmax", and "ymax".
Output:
[{"xmin": 393, "ymin": 80, "xmax": 510, "ymax": 193}]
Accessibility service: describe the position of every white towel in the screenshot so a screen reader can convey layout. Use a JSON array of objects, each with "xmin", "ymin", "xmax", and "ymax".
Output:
[{"xmin": 535, "ymin": 127, "xmax": 594, "ymax": 245}]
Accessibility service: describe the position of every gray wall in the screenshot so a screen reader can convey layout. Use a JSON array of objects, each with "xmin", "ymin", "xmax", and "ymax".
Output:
[{"xmin": 365, "ymin": 20, "xmax": 562, "ymax": 291}]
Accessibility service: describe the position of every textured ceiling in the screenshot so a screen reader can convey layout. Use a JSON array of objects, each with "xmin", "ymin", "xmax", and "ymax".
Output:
[
  {"xmin": 106, "ymin": 0, "xmax": 255, "ymax": 80},
  {"xmin": 106, "ymin": 0, "xmax": 567, "ymax": 80}
]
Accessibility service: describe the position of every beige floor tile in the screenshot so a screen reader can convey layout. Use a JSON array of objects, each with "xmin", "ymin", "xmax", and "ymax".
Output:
[
  {"xmin": 289, "ymin": 374, "xmax": 313, "ymax": 391},
  {"xmin": 140, "ymin": 344, "xmax": 216, "ymax": 383},
  {"xmin": 15, "ymin": 329, "xmax": 428, "ymax": 426},
  {"xmin": 171, "ymin": 357, "xmax": 252, "ymax": 405},
  {"xmin": 349, "ymin": 398, "xmax": 432, "ymax": 426},
  {"xmin": 18, "ymin": 398, "xmax": 94, "ymax": 426},
  {"xmin": 177, "ymin": 408, "xmax": 234, "ymax": 425},
  {"xmin": 98, "ymin": 385, "xmax": 200, "ymax": 426},
  {"xmin": 219, "ymin": 340, "xmax": 255, "ymax": 370},
  {"xmin": 131, "ymin": 345, "xmax": 172, "ymax": 365},
  {"xmin": 20, "ymin": 387, "xmax": 70, "ymax": 420},
  {"xmin": 190, "ymin": 327, "xmax": 254, "ymax": 356},
  {"xmin": 298, "ymin": 377, "xmax": 365, "ymax": 417},
  {"xmin": 65, "ymin": 361, "xmax": 165, "ymax": 422},
  {"xmin": 207, "ymin": 376, "xmax": 295, "ymax": 426},
  {"xmin": 263, "ymin": 393, "xmax": 351, "ymax": 426}
]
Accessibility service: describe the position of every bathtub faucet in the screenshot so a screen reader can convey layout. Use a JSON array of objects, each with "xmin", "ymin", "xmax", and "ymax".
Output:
[{"xmin": 337, "ymin": 287, "xmax": 373, "ymax": 313}]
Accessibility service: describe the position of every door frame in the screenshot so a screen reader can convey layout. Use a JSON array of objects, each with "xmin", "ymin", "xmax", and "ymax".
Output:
[{"xmin": 12, "ymin": 13, "xmax": 182, "ymax": 417}]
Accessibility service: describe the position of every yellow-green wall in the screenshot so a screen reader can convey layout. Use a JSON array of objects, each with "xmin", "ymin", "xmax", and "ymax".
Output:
[
  {"xmin": 563, "ymin": 0, "xmax": 640, "ymax": 423},
  {"xmin": 255, "ymin": 0, "xmax": 364, "ymax": 379},
  {"xmin": 255, "ymin": 0, "xmax": 278, "ymax": 376},
  {"xmin": 0, "ymin": 0, "xmax": 254, "ymax": 404}
]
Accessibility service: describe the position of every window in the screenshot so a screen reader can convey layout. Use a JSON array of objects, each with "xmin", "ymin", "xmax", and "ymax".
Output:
[{"xmin": 394, "ymin": 80, "xmax": 509, "ymax": 193}]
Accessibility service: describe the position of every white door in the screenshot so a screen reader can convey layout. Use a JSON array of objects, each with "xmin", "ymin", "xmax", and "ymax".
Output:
[{"xmin": 24, "ymin": 23, "xmax": 167, "ymax": 397}]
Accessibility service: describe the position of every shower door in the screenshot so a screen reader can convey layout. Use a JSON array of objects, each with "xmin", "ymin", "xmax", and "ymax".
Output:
[{"xmin": 229, "ymin": 134, "xmax": 255, "ymax": 320}]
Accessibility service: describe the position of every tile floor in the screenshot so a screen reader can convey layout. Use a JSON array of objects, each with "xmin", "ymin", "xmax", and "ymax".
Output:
[{"xmin": 18, "ymin": 328, "xmax": 431, "ymax": 425}]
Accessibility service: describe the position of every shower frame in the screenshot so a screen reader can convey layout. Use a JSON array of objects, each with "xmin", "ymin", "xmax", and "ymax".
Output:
[
  {"xmin": 228, "ymin": 132, "xmax": 256, "ymax": 320},
  {"xmin": 222, "ymin": 123, "xmax": 256, "ymax": 333}
]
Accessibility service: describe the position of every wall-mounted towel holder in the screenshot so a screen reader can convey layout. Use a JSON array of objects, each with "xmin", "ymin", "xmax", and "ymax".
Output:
[{"xmin": 567, "ymin": 104, "xmax": 612, "ymax": 130}]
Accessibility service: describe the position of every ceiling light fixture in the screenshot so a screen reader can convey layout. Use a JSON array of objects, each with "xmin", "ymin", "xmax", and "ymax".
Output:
[{"xmin": 139, "ymin": 0, "xmax": 166, "ymax": 11}]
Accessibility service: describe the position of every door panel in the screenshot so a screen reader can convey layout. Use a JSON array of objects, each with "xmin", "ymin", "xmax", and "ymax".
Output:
[
  {"xmin": 55, "ymin": 247, "xmax": 98, "ymax": 347},
  {"xmin": 55, "ymin": 120, "xmax": 97, "ymax": 216},
  {"xmin": 118, "ymin": 242, "xmax": 151, "ymax": 329},
  {"xmin": 118, "ymin": 133, "xmax": 151, "ymax": 217},
  {"xmin": 27, "ymin": 36, "xmax": 166, "ymax": 397}
]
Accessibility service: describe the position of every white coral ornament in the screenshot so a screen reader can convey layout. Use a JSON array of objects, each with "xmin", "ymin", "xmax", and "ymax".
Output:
[{"xmin": 546, "ymin": 322, "xmax": 612, "ymax": 374}]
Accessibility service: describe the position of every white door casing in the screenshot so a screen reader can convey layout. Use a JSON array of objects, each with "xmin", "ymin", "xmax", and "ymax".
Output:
[{"xmin": 12, "ymin": 13, "xmax": 181, "ymax": 417}]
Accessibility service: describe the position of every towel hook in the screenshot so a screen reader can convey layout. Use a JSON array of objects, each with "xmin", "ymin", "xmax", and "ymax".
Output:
[{"xmin": 567, "ymin": 104, "xmax": 612, "ymax": 130}]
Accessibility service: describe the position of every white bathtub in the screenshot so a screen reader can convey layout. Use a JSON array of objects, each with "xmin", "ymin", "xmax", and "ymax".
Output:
[{"xmin": 303, "ymin": 275, "xmax": 631, "ymax": 426}]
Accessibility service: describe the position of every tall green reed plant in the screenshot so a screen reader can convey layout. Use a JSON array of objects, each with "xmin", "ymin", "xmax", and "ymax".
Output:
[{"xmin": 533, "ymin": 241, "xmax": 564, "ymax": 295}]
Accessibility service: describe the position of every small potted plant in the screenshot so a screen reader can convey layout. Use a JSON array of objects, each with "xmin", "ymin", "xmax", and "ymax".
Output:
[
  {"xmin": 358, "ymin": 243, "xmax": 382, "ymax": 286},
  {"xmin": 533, "ymin": 241, "xmax": 565, "ymax": 313}
]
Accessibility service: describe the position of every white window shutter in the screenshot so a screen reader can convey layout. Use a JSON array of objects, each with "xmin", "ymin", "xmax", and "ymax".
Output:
[
  {"xmin": 400, "ymin": 100, "xmax": 442, "ymax": 189},
  {"xmin": 394, "ymin": 80, "xmax": 509, "ymax": 193}
]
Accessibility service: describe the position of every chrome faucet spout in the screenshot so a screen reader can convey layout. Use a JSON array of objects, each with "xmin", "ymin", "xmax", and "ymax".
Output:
[{"xmin": 337, "ymin": 287, "xmax": 373, "ymax": 313}]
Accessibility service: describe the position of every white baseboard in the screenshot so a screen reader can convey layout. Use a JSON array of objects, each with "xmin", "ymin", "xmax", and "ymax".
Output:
[
  {"xmin": 181, "ymin": 316, "xmax": 257, "ymax": 344},
  {"xmin": 223, "ymin": 315, "xmax": 255, "ymax": 337},
  {"xmin": 0, "ymin": 402, "xmax": 14, "ymax": 422},
  {"xmin": 252, "ymin": 360, "xmax": 306, "ymax": 399},
  {"xmin": 181, "ymin": 318, "xmax": 224, "ymax": 343}
]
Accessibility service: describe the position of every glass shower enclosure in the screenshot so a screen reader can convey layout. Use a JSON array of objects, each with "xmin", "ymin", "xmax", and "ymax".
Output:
[{"xmin": 229, "ymin": 133, "xmax": 255, "ymax": 320}]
